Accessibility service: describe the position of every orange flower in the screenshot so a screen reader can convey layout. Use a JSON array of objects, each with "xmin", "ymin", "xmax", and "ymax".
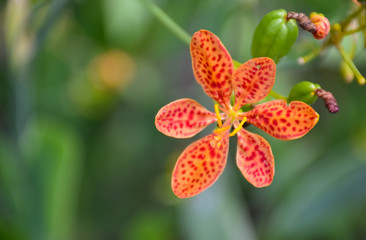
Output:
[{"xmin": 155, "ymin": 30, "xmax": 319, "ymax": 198}]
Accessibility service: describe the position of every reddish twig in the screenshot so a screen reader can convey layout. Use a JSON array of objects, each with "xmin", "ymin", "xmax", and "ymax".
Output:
[
  {"xmin": 287, "ymin": 12, "xmax": 317, "ymax": 34},
  {"xmin": 315, "ymin": 89, "xmax": 339, "ymax": 113}
]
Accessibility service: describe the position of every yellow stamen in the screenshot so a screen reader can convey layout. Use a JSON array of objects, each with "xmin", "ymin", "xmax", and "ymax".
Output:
[
  {"xmin": 212, "ymin": 123, "xmax": 231, "ymax": 148},
  {"xmin": 214, "ymin": 125, "xmax": 231, "ymax": 134},
  {"xmin": 229, "ymin": 117, "xmax": 247, "ymax": 137},
  {"xmin": 213, "ymin": 135, "xmax": 222, "ymax": 148},
  {"xmin": 214, "ymin": 104, "xmax": 222, "ymax": 127},
  {"xmin": 211, "ymin": 135, "xmax": 224, "ymax": 148}
]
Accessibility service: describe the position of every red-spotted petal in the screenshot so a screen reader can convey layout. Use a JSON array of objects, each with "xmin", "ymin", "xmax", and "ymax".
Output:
[
  {"xmin": 171, "ymin": 132, "xmax": 229, "ymax": 198},
  {"xmin": 236, "ymin": 126, "xmax": 274, "ymax": 188},
  {"xmin": 233, "ymin": 57, "xmax": 276, "ymax": 109},
  {"xmin": 245, "ymin": 100, "xmax": 319, "ymax": 140},
  {"xmin": 155, "ymin": 98, "xmax": 217, "ymax": 139},
  {"xmin": 191, "ymin": 30, "xmax": 234, "ymax": 107}
]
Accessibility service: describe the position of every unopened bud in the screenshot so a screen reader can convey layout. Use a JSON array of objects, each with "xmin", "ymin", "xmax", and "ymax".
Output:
[
  {"xmin": 288, "ymin": 81, "xmax": 321, "ymax": 105},
  {"xmin": 251, "ymin": 9, "xmax": 299, "ymax": 63},
  {"xmin": 310, "ymin": 12, "xmax": 331, "ymax": 40}
]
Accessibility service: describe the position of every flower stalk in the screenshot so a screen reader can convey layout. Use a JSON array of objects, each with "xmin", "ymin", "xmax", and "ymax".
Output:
[
  {"xmin": 336, "ymin": 43, "xmax": 366, "ymax": 85},
  {"xmin": 269, "ymin": 90, "xmax": 288, "ymax": 101},
  {"xmin": 137, "ymin": 0, "xmax": 191, "ymax": 45}
]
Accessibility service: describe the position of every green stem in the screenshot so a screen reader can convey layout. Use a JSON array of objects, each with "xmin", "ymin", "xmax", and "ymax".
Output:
[
  {"xmin": 138, "ymin": 0, "xmax": 191, "ymax": 45},
  {"xmin": 298, "ymin": 49, "xmax": 320, "ymax": 64},
  {"xmin": 350, "ymin": 33, "xmax": 358, "ymax": 59},
  {"xmin": 269, "ymin": 90, "xmax": 288, "ymax": 101},
  {"xmin": 139, "ymin": 0, "xmax": 246, "ymax": 69},
  {"xmin": 336, "ymin": 44, "xmax": 365, "ymax": 85},
  {"xmin": 340, "ymin": 5, "xmax": 364, "ymax": 29},
  {"xmin": 343, "ymin": 24, "xmax": 366, "ymax": 35}
]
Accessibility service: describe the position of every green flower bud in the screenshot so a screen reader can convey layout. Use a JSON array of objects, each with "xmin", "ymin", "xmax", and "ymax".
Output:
[
  {"xmin": 288, "ymin": 81, "xmax": 321, "ymax": 104},
  {"xmin": 251, "ymin": 9, "xmax": 299, "ymax": 63}
]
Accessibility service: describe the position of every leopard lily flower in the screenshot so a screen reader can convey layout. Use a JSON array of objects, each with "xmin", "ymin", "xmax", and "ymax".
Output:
[{"xmin": 155, "ymin": 30, "xmax": 319, "ymax": 198}]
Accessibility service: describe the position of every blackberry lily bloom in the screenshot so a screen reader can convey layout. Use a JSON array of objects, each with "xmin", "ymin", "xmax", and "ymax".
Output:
[{"xmin": 155, "ymin": 30, "xmax": 319, "ymax": 198}]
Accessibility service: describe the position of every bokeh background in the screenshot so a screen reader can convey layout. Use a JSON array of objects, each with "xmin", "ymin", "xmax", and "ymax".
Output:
[{"xmin": 1, "ymin": 0, "xmax": 366, "ymax": 239}]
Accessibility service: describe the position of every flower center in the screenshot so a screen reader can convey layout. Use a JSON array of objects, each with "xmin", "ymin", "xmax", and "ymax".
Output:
[{"xmin": 213, "ymin": 103, "xmax": 247, "ymax": 138}]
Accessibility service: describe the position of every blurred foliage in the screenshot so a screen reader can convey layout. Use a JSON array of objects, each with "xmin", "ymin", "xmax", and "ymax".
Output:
[{"xmin": 0, "ymin": 0, "xmax": 365, "ymax": 240}]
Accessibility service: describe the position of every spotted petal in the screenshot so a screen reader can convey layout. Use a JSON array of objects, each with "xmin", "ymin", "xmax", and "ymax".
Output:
[
  {"xmin": 155, "ymin": 98, "xmax": 217, "ymax": 139},
  {"xmin": 171, "ymin": 132, "xmax": 229, "ymax": 198},
  {"xmin": 245, "ymin": 100, "xmax": 319, "ymax": 140},
  {"xmin": 233, "ymin": 57, "xmax": 276, "ymax": 109},
  {"xmin": 191, "ymin": 30, "xmax": 234, "ymax": 107},
  {"xmin": 236, "ymin": 126, "xmax": 274, "ymax": 188}
]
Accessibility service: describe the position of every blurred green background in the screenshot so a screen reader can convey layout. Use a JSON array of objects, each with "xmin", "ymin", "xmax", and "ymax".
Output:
[{"xmin": 1, "ymin": 0, "xmax": 366, "ymax": 239}]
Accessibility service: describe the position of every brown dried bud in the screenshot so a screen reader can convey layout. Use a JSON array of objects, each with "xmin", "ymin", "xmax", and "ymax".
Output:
[
  {"xmin": 287, "ymin": 12, "xmax": 330, "ymax": 39},
  {"xmin": 315, "ymin": 89, "xmax": 339, "ymax": 113},
  {"xmin": 287, "ymin": 12, "xmax": 317, "ymax": 33}
]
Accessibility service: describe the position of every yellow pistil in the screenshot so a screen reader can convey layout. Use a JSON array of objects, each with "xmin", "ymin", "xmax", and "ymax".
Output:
[
  {"xmin": 214, "ymin": 104, "xmax": 222, "ymax": 127},
  {"xmin": 229, "ymin": 117, "xmax": 247, "ymax": 137},
  {"xmin": 228, "ymin": 107, "xmax": 240, "ymax": 119}
]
